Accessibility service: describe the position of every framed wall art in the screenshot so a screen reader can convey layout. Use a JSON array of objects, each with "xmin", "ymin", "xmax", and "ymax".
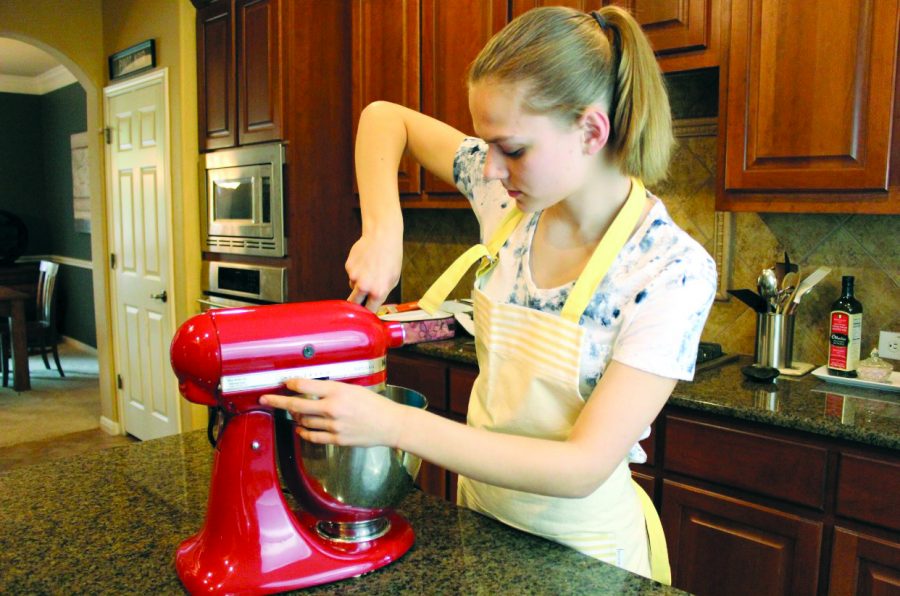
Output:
[
  {"xmin": 70, "ymin": 132, "xmax": 91, "ymax": 233},
  {"xmin": 109, "ymin": 39, "xmax": 156, "ymax": 81}
]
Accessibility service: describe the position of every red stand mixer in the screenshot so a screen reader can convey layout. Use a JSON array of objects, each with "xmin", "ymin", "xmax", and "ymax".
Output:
[{"xmin": 170, "ymin": 300, "xmax": 425, "ymax": 594}]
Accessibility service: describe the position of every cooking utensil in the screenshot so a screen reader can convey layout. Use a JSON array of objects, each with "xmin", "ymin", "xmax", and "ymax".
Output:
[
  {"xmin": 728, "ymin": 289, "xmax": 768, "ymax": 313},
  {"xmin": 776, "ymin": 286, "xmax": 795, "ymax": 313},
  {"xmin": 757, "ymin": 268, "xmax": 779, "ymax": 312},
  {"xmin": 786, "ymin": 266, "xmax": 832, "ymax": 315},
  {"xmin": 781, "ymin": 268, "xmax": 800, "ymax": 292},
  {"xmin": 773, "ymin": 252, "xmax": 799, "ymax": 288}
]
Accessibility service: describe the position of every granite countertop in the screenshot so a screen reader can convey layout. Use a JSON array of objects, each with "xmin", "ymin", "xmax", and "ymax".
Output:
[
  {"xmin": 0, "ymin": 430, "xmax": 681, "ymax": 595},
  {"xmin": 404, "ymin": 338, "xmax": 900, "ymax": 451}
]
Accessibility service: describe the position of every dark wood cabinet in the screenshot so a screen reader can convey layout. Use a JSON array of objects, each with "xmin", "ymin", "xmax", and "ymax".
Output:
[
  {"xmin": 662, "ymin": 480, "xmax": 823, "ymax": 595},
  {"xmin": 421, "ymin": 0, "xmax": 507, "ymax": 196},
  {"xmin": 351, "ymin": 0, "xmax": 508, "ymax": 208},
  {"xmin": 196, "ymin": 0, "xmax": 283, "ymax": 151},
  {"xmin": 351, "ymin": 0, "xmax": 421, "ymax": 195},
  {"xmin": 664, "ymin": 415, "xmax": 828, "ymax": 509},
  {"xmin": 386, "ymin": 351, "xmax": 476, "ymax": 501},
  {"xmin": 387, "ymin": 352, "xmax": 448, "ymax": 412},
  {"xmin": 197, "ymin": 0, "xmax": 237, "ymax": 150},
  {"xmin": 829, "ymin": 527, "xmax": 900, "ymax": 596},
  {"xmin": 511, "ymin": 0, "xmax": 722, "ymax": 73},
  {"xmin": 662, "ymin": 409, "xmax": 900, "ymax": 595},
  {"xmin": 613, "ymin": 0, "xmax": 722, "ymax": 72},
  {"xmin": 717, "ymin": 0, "xmax": 900, "ymax": 214},
  {"xmin": 235, "ymin": 0, "xmax": 283, "ymax": 145}
]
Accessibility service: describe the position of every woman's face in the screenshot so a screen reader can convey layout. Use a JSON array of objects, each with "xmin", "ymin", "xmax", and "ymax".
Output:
[{"xmin": 468, "ymin": 81, "xmax": 594, "ymax": 212}]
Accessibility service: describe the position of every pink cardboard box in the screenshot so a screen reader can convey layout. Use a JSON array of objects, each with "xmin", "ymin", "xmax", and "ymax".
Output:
[{"xmin": 378, "ymin": 307, "xmax": 456, "ymax": 345}]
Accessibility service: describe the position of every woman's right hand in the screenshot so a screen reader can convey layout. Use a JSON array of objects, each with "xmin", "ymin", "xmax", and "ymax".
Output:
[
  {"xmin": 345, "ymin": 230, "xmax": 402, "ymax": 312},
  {"xmin": 349, "ymin": 101, "xmax": 465, "ymax": 312}
]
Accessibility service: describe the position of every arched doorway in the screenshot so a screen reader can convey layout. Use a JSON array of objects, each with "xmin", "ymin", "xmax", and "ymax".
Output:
[{"xmin": 0, "ymin": 34, "xmax": 118, "ymax": 440}]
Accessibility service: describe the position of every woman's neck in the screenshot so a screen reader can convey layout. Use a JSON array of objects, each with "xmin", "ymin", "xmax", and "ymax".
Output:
[
  {"xmin": 530, "ymin": 172, "xmax": 642, "ymax": 289},
  {"xmin": 543, "ymin": 172, "xmax": 633, "ymax": 246}
]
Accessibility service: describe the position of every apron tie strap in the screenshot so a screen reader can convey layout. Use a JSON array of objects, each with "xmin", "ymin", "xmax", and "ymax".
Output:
[
  {"xmin": 633, "ymin": 480, "xmax": 672, "ymax": 585},
  {"xmin": 419, "ymin": 208, "xmax": 525, "ymax": 314}
]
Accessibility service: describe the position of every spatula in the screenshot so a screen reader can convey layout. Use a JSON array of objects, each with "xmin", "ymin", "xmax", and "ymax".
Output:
[{"xmin": 785, "ymin": 266, "xmax": 832, "ymax": 315}]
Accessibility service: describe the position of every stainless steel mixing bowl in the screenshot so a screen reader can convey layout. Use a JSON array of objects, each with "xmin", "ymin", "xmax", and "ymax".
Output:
[{"xmin": 289, "ymin": 385, "xmax": 427, "ymax": 511}]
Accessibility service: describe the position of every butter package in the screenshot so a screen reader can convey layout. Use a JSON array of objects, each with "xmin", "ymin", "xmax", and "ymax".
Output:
[{"xmin": 378, "ymin": 305, "xmax": 456, "ymax": 344}]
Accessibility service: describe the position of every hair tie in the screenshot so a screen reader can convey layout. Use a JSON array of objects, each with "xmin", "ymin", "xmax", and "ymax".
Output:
[
  {"xmin": 590, "ymin": 10, "xmax": 622, "ymax": 129},
  {"xmin": 590, "ymin": 11, "xmax": 608, "ymax": 30}
]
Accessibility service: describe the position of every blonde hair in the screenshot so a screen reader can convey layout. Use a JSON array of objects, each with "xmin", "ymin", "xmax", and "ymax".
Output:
[{"xmin": 468, "ymin": 6, "xmax": 673, "ymax": 184}]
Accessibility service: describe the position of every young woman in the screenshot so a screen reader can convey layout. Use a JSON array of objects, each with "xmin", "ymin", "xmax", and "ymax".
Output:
[{"xmin": 261, "ymin": 6, "xmax": 716, "ymax": 582}]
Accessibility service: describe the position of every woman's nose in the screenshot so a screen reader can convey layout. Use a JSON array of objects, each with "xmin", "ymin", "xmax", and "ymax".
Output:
[{"xmin": 483, "ymin": 149, "xmax": 507, "ymax": 181}]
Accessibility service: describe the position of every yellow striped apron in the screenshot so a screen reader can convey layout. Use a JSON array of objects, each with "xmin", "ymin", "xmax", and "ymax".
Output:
[{"xmin": 419, "ymin": 178, "xmax": 671, "ymax": 584}]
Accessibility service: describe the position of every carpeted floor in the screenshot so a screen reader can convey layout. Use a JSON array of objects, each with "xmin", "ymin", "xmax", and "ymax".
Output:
[{"xmin": 0, "ymin": 342, "xmax": 136, "ymax": 472}]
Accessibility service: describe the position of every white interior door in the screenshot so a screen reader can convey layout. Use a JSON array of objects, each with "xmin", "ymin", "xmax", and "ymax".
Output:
[{"xmin": 104, "ymin": 70, "xmax": 179, "ymax": 440}]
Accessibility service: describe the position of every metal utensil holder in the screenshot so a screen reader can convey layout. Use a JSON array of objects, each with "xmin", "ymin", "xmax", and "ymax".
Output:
[{"xmin": 754, "ymin": 312, "xmax": 796, "ymax": 369}]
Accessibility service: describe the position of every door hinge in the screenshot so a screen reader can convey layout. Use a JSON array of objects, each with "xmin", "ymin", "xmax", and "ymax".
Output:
[
  {"xmin": 110, "ymin": 253, "xmax": 116, "ymax": 270},
  {"xmin": 117, "ymin": 374, "xmax": 124, "ymax": 390},
  {"xmin": 104, "ymin": 126, "xmax": 113, "ymax": 144}
]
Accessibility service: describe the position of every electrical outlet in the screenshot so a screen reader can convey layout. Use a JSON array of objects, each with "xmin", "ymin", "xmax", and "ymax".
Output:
[{"xmin": 879, "ymin": 330, "xmax": 900, "ymax": 360}]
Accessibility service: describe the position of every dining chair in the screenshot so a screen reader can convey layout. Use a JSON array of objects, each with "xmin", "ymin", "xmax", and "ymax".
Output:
[{"xmin": 2, "ymin": 260, "xmax": 64, "ymax": 386}]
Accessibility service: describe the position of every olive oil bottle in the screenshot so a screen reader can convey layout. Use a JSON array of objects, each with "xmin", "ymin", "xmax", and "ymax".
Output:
[{"xmin": 827, "ymin": 276, "xmax": 863, "ymax": 377}]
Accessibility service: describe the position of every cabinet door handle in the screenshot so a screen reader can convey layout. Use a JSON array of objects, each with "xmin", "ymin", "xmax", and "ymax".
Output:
[{"xmin": 151, "ymin": 290, "xmax": 168, "ymax": 303}]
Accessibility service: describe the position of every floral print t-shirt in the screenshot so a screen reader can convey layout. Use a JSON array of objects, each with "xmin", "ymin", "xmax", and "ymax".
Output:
[{"xmin": 453, "ymin": 137, "xmax": 717, "ymax": 463}]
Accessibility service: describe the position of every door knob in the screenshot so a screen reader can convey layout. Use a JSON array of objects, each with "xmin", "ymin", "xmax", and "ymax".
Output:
[{"xmin": 151, "ymin": 290, "xmax": 168, "ymax": 303}]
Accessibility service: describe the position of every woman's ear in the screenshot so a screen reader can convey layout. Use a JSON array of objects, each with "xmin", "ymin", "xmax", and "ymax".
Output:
[{"xmin": 580, "ymin": 106, "xmax": 610, "ymax": 155}]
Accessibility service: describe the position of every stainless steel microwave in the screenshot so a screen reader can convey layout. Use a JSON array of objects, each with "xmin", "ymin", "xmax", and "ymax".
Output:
[{"xmin": 203, "ymin": 142, "xmax": 286, "ymax": 257}]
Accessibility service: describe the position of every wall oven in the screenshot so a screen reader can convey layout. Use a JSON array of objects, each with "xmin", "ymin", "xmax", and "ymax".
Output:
[
  {"xmin": 203, "ymin": 142, "xmax": 286, "ymax": 257},
  {"xmin": 200, "ymin": 261, "xmax": 288, "ymax": 311}
]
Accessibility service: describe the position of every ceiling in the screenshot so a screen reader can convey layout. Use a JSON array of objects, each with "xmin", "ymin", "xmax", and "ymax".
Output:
[{"xmin": 0, "ymin": 38, "xmax": 61, "ymax": 77}]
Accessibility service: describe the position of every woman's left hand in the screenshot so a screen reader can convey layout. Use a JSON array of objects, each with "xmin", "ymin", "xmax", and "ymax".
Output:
[{"xmin": 259, "ymin": 378, "xmax": 405, "ymax": 448}]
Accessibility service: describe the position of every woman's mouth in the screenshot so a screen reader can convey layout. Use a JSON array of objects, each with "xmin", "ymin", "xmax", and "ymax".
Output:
[{"xmin": 506, "ymin": 189, "xmax": 522, "ymax": 198}]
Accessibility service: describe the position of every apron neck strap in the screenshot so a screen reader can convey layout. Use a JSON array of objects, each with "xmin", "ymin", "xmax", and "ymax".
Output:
[
  {"xmin": 418, "ymin": 207, "xmax": 524, "ymax": 313},
  {"xmin": 418, "ymin": 178, "xmax": 645, "ymax": 318},
  {"xmin": 559, "ymin": 178, "xmax": 646, "ymax": 323}
]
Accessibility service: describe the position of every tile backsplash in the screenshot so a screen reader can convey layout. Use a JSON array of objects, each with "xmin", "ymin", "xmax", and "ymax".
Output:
[{"xmin": 400, "ymin": 123, "xmax": 899, "ymax": 367}]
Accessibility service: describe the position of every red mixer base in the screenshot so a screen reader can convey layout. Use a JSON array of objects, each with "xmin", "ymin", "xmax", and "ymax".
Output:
[{"xmin": 176, "ymin": 411, "xmax": 415, "ymax": 595}]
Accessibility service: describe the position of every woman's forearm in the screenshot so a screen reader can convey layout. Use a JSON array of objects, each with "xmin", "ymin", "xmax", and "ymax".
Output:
[{"xmin": 395, "ymin": 406, "xmax": 611, "ymax": 498}]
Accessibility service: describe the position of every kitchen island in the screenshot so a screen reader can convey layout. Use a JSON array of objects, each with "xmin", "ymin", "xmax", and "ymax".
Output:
[{"xmin": 0, "ymin": 429, "xmax": 682, "ymax": 595}]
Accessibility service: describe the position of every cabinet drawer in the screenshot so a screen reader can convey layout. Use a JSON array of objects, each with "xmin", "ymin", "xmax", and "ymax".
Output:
[
  {"xmin": 664, "ymin": 415, "xmax": 828, "ymax": 509},
  {"xmin": 448, "ymin": 366, "xmax": 477, "ymax": 417},
  {"xmin": 836, "ymin": 453, "xmax": 900, "ymax": 532},
  {"xmin": 387, "ymin": 353, "xmax": 447, "ymax": 412}
]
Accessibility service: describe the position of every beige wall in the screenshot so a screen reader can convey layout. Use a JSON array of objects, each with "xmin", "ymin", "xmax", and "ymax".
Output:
[
  {"xmin": 103, "ymin": 0, "xmax": 204, "ymax": 431},
  {"xmin": 0, "ymin": 0, "xmax": 205, "ymax": 432}
]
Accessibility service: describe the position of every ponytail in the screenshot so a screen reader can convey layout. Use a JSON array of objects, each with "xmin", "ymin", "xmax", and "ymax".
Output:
[
  {"xmin": 469, "ymin": 6, "xmax": 674, "ymax": 184},
  {"xmin": 595, "ymin": 6, "xmax": 674, "ymax": 184}
]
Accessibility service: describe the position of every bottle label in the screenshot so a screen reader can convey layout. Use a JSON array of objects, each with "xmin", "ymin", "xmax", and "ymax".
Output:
[{"xmin": 828, "ymin": 311, "xmax": 862, "ymax": 371}]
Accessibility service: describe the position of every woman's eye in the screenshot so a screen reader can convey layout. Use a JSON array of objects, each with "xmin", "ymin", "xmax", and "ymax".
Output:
[{"xmin": 502, "ymin": 147, "xmax": 524, "ymax": 158}]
